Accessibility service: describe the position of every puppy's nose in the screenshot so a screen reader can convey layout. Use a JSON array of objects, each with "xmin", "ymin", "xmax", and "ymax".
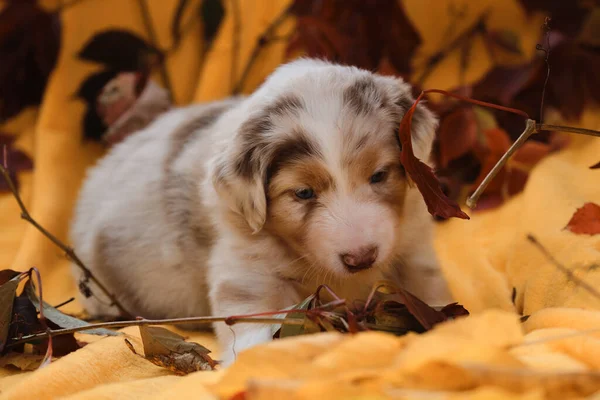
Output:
[{"xmin": 340, "ymin": 246, "xmax": 378, "ymax": 272}]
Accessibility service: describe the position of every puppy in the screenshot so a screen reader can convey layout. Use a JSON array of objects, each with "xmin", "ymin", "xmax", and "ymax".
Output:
[{"xmin": 70, "ymin": 58, "xmax": 452, "ymax": 366}]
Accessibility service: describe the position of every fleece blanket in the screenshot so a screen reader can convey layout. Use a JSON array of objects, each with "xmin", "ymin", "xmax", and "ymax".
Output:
[{"xmin": 1, "ymin": 0, "xmax": 600, "ymax": 399}]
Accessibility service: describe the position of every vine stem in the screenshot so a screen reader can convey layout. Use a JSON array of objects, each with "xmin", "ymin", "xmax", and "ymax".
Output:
[
  {"xmin": 0, "ymin": 159, "xmax": 133, "ymax": 318},
  {"xmin": 6, "ymin": 300, "xmax": 347, "ymax": 348}
]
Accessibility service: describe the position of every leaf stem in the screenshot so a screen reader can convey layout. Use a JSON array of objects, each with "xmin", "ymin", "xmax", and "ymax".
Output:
[{"xmin": 0, "ymin": 161, "xmax": 133, "ymax": 318}]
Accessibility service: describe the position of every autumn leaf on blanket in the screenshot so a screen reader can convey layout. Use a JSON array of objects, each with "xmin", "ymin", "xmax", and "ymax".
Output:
[
  {"xmin": 0, "ymin": 133, "xmax": 34, "ymax": 193},
  {"xmin": 0, "ymin": 1, "xmax": 61, "ymax": 122},
  {"xmin": 76, "ymin": 29, "xmax": 165, "ymax": 141},
  {"xmin": 399, "ymin": 93, "xmax": 469, "ymax": 220},
  {"xmin": 565, "ymin": 202, "xmax": 600, "ymax": 235},
  {"xmin": 126, "ymin": 326, "xmax": 217, "ymax": 375}
]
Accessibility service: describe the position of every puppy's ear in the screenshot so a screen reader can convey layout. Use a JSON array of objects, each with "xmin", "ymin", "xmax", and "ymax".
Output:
[
  {"xmin": 376, "ymin": 76, "xmax": 439, "ymax": 165},
  {"xmin": 211, "ymin": 114, "xmax": 274, "ymax": 233}
]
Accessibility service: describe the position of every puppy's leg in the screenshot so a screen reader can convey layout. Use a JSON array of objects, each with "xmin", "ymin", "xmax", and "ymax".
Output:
[{"xmin": 209, "ymin": 275, "xmax": 300, "ymax": 367}]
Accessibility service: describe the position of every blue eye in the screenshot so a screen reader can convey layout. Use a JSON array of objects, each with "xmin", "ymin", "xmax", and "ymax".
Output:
[
  {"xmin": 370, "ymin": 170, "xmax": 388, "ymax": 184},
  {"xmin": 295, "ymin": 188, "xmax": 315, "ymax": 200}
]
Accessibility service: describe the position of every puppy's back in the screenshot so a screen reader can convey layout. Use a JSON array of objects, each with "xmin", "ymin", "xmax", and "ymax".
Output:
[{"xmin": 70, "ymin": 99, "xmax": 239, "ymax": 319}]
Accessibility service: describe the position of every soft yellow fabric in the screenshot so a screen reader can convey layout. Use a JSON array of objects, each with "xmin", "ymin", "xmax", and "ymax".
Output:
[{"xmin": 2, "ymin": 0, "xmax": 600, "ymax": 399}]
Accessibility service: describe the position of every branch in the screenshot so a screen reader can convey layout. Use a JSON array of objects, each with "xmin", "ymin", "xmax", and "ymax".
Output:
[
  {"xmin": 0, "ymin": 160, "xmax": 133, "ymax": 318},
  {"xmin": 6, "ymin": 301, "xmax": 346, "ymax": 348},
  {"xmin": 527, "ymin": 234, "xmax": 600, "ymax": 301},
  {"xmin": 466, "ymin": 121, "xmax": 600, "ymax": 208},
  {"xmin": 416, "ymin": 13, "xmax": 487, "ymax": 86},
  {"xmin": 232, "ymin": 4, "xmax": 293, "ymax": 94}
]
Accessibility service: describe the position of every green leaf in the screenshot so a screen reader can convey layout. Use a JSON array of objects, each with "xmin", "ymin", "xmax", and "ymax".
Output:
[
  {"xmin": 278, "ymin": 294, "xmax": 321, "ymax": 339},
  {"xmin": 25, "ymin": 281, "xmax": 118, "ymax": 337},
  {"xmin": 0, "ymin": 272, "xmax": 21, "ymax": 353}
]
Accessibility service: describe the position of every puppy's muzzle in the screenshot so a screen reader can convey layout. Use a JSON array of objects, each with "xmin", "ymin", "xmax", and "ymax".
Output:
[{"xmin": 340, "ymin": 246, "xmax": 378, "ymax": 272}]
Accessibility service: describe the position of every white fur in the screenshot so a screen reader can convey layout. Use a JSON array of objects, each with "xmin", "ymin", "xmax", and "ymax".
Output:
[{"xmin": 70, "ymin": 59, "xmax": 452, "ymax": 367}]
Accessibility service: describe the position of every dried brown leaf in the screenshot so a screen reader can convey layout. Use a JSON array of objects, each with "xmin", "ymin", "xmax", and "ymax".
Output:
[
  {"xmin": 565, "ymin": 202, "xmax": 600, "ymax": 235},
  {"xmin": 0, "ymin": 273, "xmax": 21, "ymax": 353},
  {"xmin": 137, "ymin": 326, "xmax": 217, "ymax": 374}
]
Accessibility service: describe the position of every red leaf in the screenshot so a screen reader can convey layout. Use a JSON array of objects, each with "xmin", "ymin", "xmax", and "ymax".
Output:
[
  {"xmin": 393, "ymin": 287, "xmax": 448, "ymax": 330},
  {"xmin": 437, "ymin": 106, "xmax": 478, "ymax": 168},
  {"xmin": 565, "ymin": 202, "xmax": 600, "ymax": 235},
  {"xmin": 398, "ymin": 94, "xmax": 469, "ymax": 220},
  {"xmin": 440, "ymin": 303, "xmax": 470, "ymax": 319},
  {"xmin": 0, "ymin": 2, "xmax": 61, "ymax": 121}
]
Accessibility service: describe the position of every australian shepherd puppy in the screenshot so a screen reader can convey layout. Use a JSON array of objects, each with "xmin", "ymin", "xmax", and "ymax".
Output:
[{"xmin": 70, "ymin": 58, "xmax": 452, "ymax": 365}]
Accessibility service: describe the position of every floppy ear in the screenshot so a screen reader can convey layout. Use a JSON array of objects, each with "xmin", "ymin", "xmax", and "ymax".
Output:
[
  {"xmin": 376, "ymin": 76, "xmax": 439, "ymax": 166},
  {"xmin": 211, "ymin": 113, "xmax": 274, "ymax": 234}
]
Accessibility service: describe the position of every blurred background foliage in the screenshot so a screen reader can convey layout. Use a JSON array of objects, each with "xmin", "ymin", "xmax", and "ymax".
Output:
[{"xmin": 0, "ymin": 0, "xmax": 599, "ymax": 212}]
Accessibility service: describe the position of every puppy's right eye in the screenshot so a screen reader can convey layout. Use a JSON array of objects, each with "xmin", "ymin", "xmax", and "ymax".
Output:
[{"xmin": 294, "ymin": 188, "xmax": 315, "ymax": 200}]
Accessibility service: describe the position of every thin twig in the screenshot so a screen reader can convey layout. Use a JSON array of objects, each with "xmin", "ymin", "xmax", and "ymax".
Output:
[
  {"xmin": 232, "ymin": 4, "xmax": 293, "ymax": 94},
  {"xmin": 53, "ymin": 297, "xmax": 76, "ymax": 309},
  {"xmin": 527, "ymin": 234, "xmax": 600, "ymax": 300},
  {"xmin": 416, "ymin": 14, "xmax": 487, "ymax": 86},
  {"xmin": 536, "ymin": 17, "xmax": 552, "ymax": 123},
  {"xmin": 137, "ymin": 0, "xmax": 174, "ymax": 101},
  {"xmin": 466, "ymin": 120, "xmax": 600, "ymax": 208},
  {"xmin": 536, "ymin": 124, "xmax": 600, "ymax": 138},
  {"xmin": 7, "ymin": 314, "xmax": 304, "ymax": 348},
  {"xmin": 467, "ymin": 119, "xmax": 536, "ymax": 208},
  {"xmin": 0, "ymin": 162, "xmax": 132, "ymax": 318}
]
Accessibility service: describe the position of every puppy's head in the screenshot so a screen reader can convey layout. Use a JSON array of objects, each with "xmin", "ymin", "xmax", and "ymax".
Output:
[{"xmin": 213, "ymin": 59, "xmax": 437, "ymax": 277}]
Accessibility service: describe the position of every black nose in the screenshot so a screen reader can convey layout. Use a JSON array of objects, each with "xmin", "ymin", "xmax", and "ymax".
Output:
[{"xmin": 340, "ymin": 246, "xmax": 378, "ymax": 272}]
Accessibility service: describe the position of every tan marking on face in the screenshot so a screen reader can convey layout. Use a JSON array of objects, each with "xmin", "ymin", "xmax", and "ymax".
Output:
[
  {"xmin": 265, "ymin": 157, "xmax": 333, "ymax": 254},
  {"xmin": 346, "ymin": 139, "xmax": 408, "ymax": 215}
]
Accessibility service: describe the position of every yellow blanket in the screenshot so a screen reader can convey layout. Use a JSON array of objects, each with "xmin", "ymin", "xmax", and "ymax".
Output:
[{"xmin": 2, "ymin": 0, "xmax": 600, "ymax": 399}]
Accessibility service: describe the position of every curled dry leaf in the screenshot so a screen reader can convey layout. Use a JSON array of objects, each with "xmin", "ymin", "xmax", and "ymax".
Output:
[
  {"xmin": 127, "ymin": 326, "xmax": 217, "ymax": 375},
  {"xmin": 399, "ymin": 93, "xmax": 470, "ymax": 220},
  {"xmin": 565, "ymin": 202, "xmax": 600, "ymax": 235}
]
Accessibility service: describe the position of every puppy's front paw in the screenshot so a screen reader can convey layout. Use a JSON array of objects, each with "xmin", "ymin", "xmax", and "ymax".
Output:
[{"xmin": 217, "ymin": 325, "xmax": 274, "ymax": 368}]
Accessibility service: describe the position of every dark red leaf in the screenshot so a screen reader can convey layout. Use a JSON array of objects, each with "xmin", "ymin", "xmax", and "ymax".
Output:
[
  {"xmin": 391, "ymin": 287, "xmax": 448, "ymax": 330},
  {"xmin": 77, "ymin": 29, "xmax": 163, "ymax": 71},
  {"xmin": 440, "ymin": 303, "xmax": 470, "ymax": 319},
  {"xmin": 0, "ymin": 2, "xmax": 61, "ymax": 121},
  {"xmin": 517, "ymin": 1, "xmax": 590, "ymax": 36},
  {"xmin": 288, "ymin": 0, "xmax": 421, "ymax": 74},
  {"xmin": 565, "ymin": 202, "xmax": 600, "ymax": 235},
  {"xmin": 437, "ymin": 106, "xmax": 478, "ymax": 168},
  {"xmin": 0, "ymin": 270, "xmax": 21, "ymax": 286},
  {"xmin": 399, "ymin": 94, "xmax": 470, "ymax": 220},
  {"xmin": 472, "ymin": 65, "xmax": 538, "ymax": 106}
]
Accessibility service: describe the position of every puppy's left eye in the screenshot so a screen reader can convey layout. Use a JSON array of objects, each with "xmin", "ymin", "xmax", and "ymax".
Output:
[{"xmin": 370, "ymin": 170, "xmax": 388, "ymax": 184}]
